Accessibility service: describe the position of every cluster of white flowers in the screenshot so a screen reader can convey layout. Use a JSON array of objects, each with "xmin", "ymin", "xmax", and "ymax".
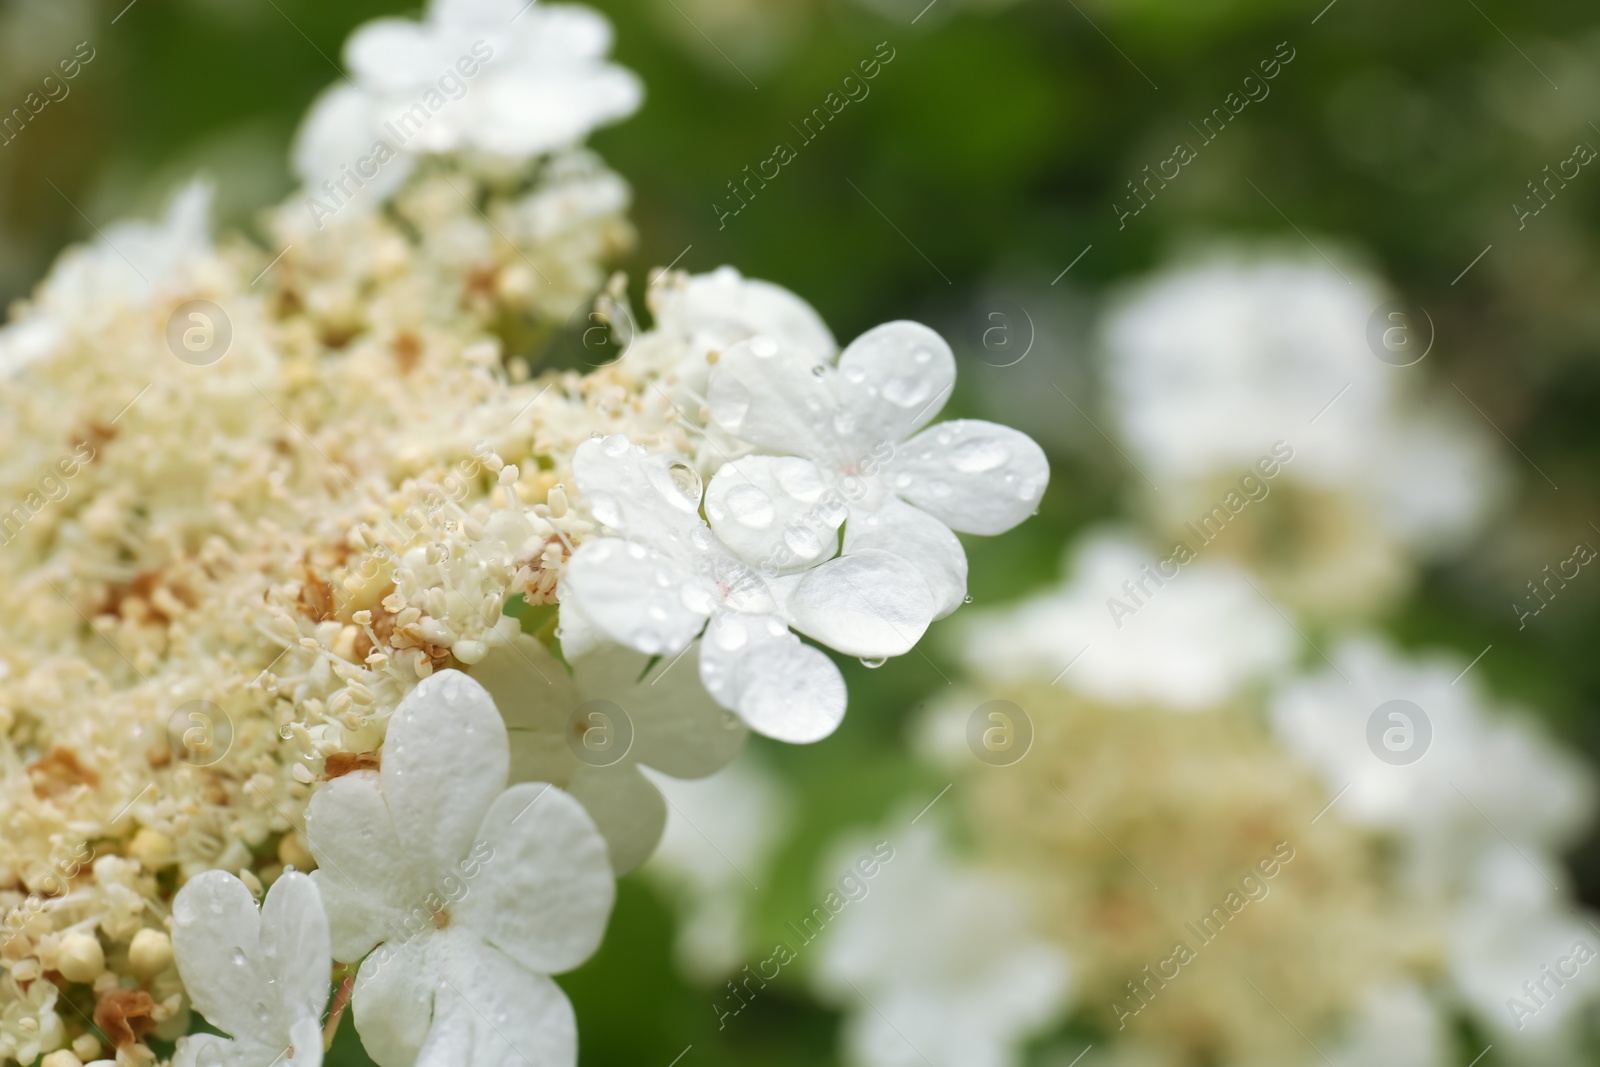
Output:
[
  {"xmin": 844, "ymin": 249, "xmax": 1591, "ymax": 1067},
  {"xmin": 0, "ymin": 1, "xmax": 1048, "ymax": 1064},
  {"xmin": 1103, "ymin": 250, "xmax": 1501, "ymax": 619}
]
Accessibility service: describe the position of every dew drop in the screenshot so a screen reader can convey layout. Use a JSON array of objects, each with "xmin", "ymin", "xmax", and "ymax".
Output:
[
  {"xmin": 810, "ymin": 365, "xmax": 827, "ymax": 378},
  {"xmin": 600, "ymin": 434, "xmax": 630, "ymax": 457},
  {"xmin": 725, "ymin": 484, "xmax": 775, "ymax": 529},
  {"xmin": 842, "ymin": 366, "xmax": 867, "ymax": 385},
  {"xmin": 783, "ymin": 524, "xmax": 823, "ymax": 559},
  {"xmin": 882, "ymin": 376, "xmax": 930, "ymax": 408},
  {"xmin": 589, "ymin": 492, "xmax": 623, "ymax": 529},
  {"xmin": 689, "ymin": 527, "xmax": 714, "ymax": 552},
  {"xmin": 912, "ymin": 346, "xmax": 933, "ymax": 365},
  {"xmin": 710, "ymin": 382, "xmax": 751, "ymax": 430},
  {"xmin": 949, "ymin": 437, "xmax": 1008, "ymax": 473},
  {"xmin": 749, "ymin": 337, "xmax": 779, "ymax": 358},
  {"xmin": 232, "ymin": 949, "xmax": 248, "ymax": 967},
  {"xmin": 963, "ymin": 594, "xmax": 974, "ymax": 604},
  {"xmin": 626, "ymin": 543, "xmax": 647, "ymax": 560},
  {"xmin": 859, "ymin": 656, "xmax": 887, "ymax": 669},
  {"xmin": 832, "ymin": 412, "xmax": 857, "ymax": 436}
]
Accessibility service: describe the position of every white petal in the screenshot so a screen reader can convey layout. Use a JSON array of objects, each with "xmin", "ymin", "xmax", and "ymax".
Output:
[
  {"xmin": 653, "ymin": 266, "xmax": 837, "ymax": 363},
  {"xmin": 173, "ymin": 1034, "xmax": 243, "ymax": 1067},
  {"xmin": 783, "ymin": 550, "xmax": 934, "ymax": 658},
  {"xmin": 433, "ymin": 931, "xmax": 577, "ymax": 1067},
  {"xmin": 453, "ymin": 783, "xmax": 615, "ymax": 973},
  {"xmin": 704, "ymin": 455, "xmax": 842, "ymax": 574},
  {"xmin": 834, "ymin": 321, "xmax": 954, "ymax": 449},
  {"xmin": 564, "ymin": 538, "xmax": 710, "ymax": 656},
  {"xmin": 706, "ymin": 337, "xmax": 836, "ymax": 458},
  {"xmin": 352, "ymin": 935, "xmax": 437, "ymax": 1067},
  {"xmin": 382, "ymin": 671, "xmax": 511, "ymax": 881},
  {"xmin": 171, "ymin": 871, "xmax": 270, "ymax": 1042},
  {"xmin": 285, "ymin": 1016, "xmax": 324, "ymax": 1067},
  {"xmin": 891, "ymin": 420, "xmax": 1049, "ymax": 535},
  {"xmin": 572, "ymin": 642, "xmax": 747, "ymax": 779},
  {"xmin": 291, "ymin": 85, "xmax": 412, "ymax": 203},
  {"xmin": 469, "ymin": 633, "xmax": 581, "ymax": 787},
  {"xmin": 258, "ymin": 873, "xmax": 332, "ymax": 1029},
  {"xmin": 471, "ymin": 68, "xmax": 642, "ymax": 157},
  {"xmin": 354, "ymin": 929, "xmax": 578, "ymax": 1067},
  {"xmin": 345, "ymin": 19, "xmax": 456, "ymax": 92},
  {"xmin": 699, "ymin": 613, "xmax": 846, "ymax": 743},
  {"xmin": 571, "ymin": 435, "xmax": 707, "ymax": 549},
  {"xmin": 844, "ymin": 500, "xmax": 968, "ymax": 619},
  {"xmin": 305, "ymin": 772, "xmax": 430, "ymax": 963},
  {"xmin": 564, "ymin": 763, "xmax": 667, "ymax": 875}
]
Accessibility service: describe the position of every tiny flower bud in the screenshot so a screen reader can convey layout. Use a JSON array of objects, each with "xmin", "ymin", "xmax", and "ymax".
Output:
[
  {"xmin": 128, "ymin": 929, "xmax": 173, "ymax": 978},
  {"xmin": 57, "ymin": 932, "xmax": 105, "ymax": 983}
]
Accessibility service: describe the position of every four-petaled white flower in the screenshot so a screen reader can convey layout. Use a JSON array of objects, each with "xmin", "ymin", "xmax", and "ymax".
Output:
[
  {"xmin": 171, "ymin": 870, "xmax": 331, "ymax": 1067},
  {"xmin": 294, "ymin": 0, "xmax": 642, "ymax": 203},
  {"xmin": 704, "ymin": 321, "xmax": 1049, "ymax": 657},
  {"xmin": 471, "ymin": 631, "xmax": 746, "ymax": 874},
  {"xmin": 304, "ymin": 670, "xmax": 613, "ymax": 1067},
  {"xmin": 561, "ymin": 434, "xmax": 850, "ymax": 742}
]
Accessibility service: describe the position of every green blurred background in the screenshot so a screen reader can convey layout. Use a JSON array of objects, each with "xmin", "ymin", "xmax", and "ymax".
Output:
[{"xmin": 5, "ymin": 0, "xmax": 1600, "ymax": 1062}]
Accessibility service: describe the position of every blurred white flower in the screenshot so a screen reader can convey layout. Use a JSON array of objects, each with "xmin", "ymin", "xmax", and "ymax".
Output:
[
  {"xmin": 304, "ymin": 670, "xmax": 613, "ymax": 1067},
  {"xmin": 1102, "ymin": 250, "xmax": 1500, "ymax": 617},
  {"xmin": 1271, "ymin": 637, "xmax": 1593, "ymax": 894},
  {"xmin": 293, "ymin": 0, "xmax": 641, "ymax": 204},
  {"xmin": 705, "ymin": 320, "xmax": 1049, "ymax": 639},
  {"xmin": 812, "ymin": 818, "xmax": 1071, "ymax": 1067},
  {"xmin": 642, "ymin": 757, "xmax": 793, "ymax": 982},
  {"xmin": 1325, "ymin": 981, "xmax": 1448, "ymax": 1067},
  {"xmin": 1447, "ymin": 848, "xmax": 1600, "ymax": 1056},
  {"xmin": 561, "ymin": 434, "xmax": 849, "ymax": 742},
  {"xmin": 470, "ymin": 631, "xmax": 745, "ymax": 874},
  {"xmin": 959, "ymin": 530, "xmax": 1296, "ymax": 710},
  {"xmin": 171, "ymin": 871, "xmax": 330, "ymax": 1067},
  {"xmin": 0, "ymin": 182, "xmax": 212, "ymax": 376}
]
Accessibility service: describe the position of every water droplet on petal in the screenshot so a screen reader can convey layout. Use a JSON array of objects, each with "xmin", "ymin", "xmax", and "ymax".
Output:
[
  {"xmin": 859, "ymin": 656, "xmax": 887, "ymax": 669},
  {"xmin": 749, "ymin": 337, "xmax": 779, "ymax": 358},
  {"xmin": 589, "ymin": 491, "xmax": 623, "ymax": 529},
  {"xmin": 843, "ymin": 366, "xmax": 866, "ymax": 385},
  {"xmin": 912, "ymin": 346, "xmax": 933, "ymax": 364},
  {"xmin": 601, "ymin": 434, "xmax": 631, "ymax": 457},
  {"xmin": 963, "ymin": 594, "xmax": 974, "ymax": 604},
  {"xmin": 949, "ymin": 436, "xmax": 1009, "ymax": 473},
  {"xmin": 710, "ymin": 382, "xmax": 751, "ymax": 430},
  {"xmin": 783, "ymin": 524, "xmax": 824, "ymax": 560},
  {"xmin": 725, "ymin": 484, "xmax": 775, "ymax": 529},
  {"xmin": 883, "ymin": 376, "xmax": 930, "ymax": 408}
]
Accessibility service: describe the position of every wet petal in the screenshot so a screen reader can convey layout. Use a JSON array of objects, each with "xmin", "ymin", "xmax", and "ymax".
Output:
[
  {"xmin": 381, "ymin": 671, "xmax": 510, "ymax": 884},
  {"xmin": 844, "ymin": 500, "xmax": 968, "ymax": 620},
  {"xmin": 453, "ymin": 783, "xmax": 615, "ymax": 973},
  {"xmin": 784, "ymin": 550, "xmax": 934, "ymax": 658},
  {"xmin": 706, "ymin": 337, "xmax": 835, "ymax": 458},
  {"xmin": 704, "ymin": 455, "xmax": 842, "ymax": 575},
  {"xmin": 891, "ymin": 420, "xmax": 1049, "ymax": 535},
  {"xmin": 834, "ymin": 322, "xmax": 955, "ymax": 453},
  {"xmin": 564, "ymin": 538, "xmax": 711, "ymax": 656},
  {"xmin": 699, "ymin": 613, "xmax": 846, "ymax": 743}
]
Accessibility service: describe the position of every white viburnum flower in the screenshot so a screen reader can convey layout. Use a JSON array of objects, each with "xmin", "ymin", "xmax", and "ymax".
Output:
[
  {"xmin": 1447, "ymin": 847, "xmax": 1600, "ymax": 1059},
  {"xmin": 812, "ymin": 819, "xmax": 1071, "ymax": 1067},
  {"xmin": 0, "ymin": 182, "xmax": 213, "ymax": 377},
  {"xmin": 648, "ymin": 265, "xmax": 837, "ymax": 366},
  {"xmin": 703, "ymin": 321, "xmax": 1049, "ymax": 649},
  {"xmin": 560, "ymin": 434, "xmax": 851, "ymax": 742},
  {"xmin": 293, "ymin": 0, "xmax": 641, "ymax": 204},
  {"xmin": 170, "ymin": 871, "xmax": 331, "ymax": 1067},
  {"xmin": 957, "ymin": 530, "xmax": 1296, "ymax": 711},
  {"xmin": 470, "ymin": 631, "xmax": 746, "ymax": 875},
  {"xmin": 304, "ymin": 670, "xmax": 613, "ymax": 1067},
  {"xmin": 1270, "ymin": 637, "xmax": 1594, "ymax": 895}
]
